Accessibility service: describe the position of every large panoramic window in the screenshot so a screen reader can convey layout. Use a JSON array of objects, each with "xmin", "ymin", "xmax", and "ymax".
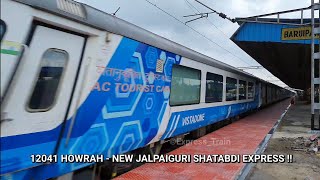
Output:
[
  {"xmin": 226, "ymin": 77, "xmax": 237, "ymax": 101},
  {"xmin": 28, "ymin": 49, "xmax": 68, "ymax": 111},
  {"xmin": 206, "ymin": 72, "xmax": 223, "ymax": 103},
  {"xmin": 170, "ymin": 65, "xmax": 201, "ymax": 106},
  {"xmin": 238, "ymin": 80, "xmax": 247, "ymax": 100},
  {"xmin": 248, "ymin": 82, "xmax": 254, "ymax": 99}
]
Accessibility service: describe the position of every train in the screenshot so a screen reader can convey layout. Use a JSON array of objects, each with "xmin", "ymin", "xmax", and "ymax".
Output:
[{"xmin": 0, "ymin": 0, "xmax": 294, "ymax": 179}]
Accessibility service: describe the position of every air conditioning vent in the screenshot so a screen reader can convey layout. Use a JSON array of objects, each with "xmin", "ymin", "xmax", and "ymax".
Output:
[{"xmin": 57, "ymin": 0, "xmax": 86, "ymax": 18}]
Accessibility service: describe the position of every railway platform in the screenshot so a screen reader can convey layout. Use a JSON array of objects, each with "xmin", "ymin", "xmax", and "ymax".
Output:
[
  {"xmin": 117, "ymin": 99, "xmax": 292, "ymax": 180},
  {"xmin": 248, "ymin": 100, "xmax": 320, "ymax": 179}
]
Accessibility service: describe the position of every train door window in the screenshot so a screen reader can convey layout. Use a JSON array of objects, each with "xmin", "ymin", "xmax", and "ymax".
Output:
[
  {"xmin": 0, "ymin": 19, "xmax": 6, "ymax": 41},
  {"xmin": 170, "ymin": 65, "xmax": 201, "ymax": 106},
  {"xmin": 238, "ymin": 80, "xmax": 247, "ymax": 100},
  {"xmin": 248, "ymin": 82, "xmax": 254, "ymax": 99},
  {"xmin": 27, "ymin": 49, "xmax": 68, "ymax": 111},
  {"xmin": 226, "ymin": 77, "xmax": 237, "ymax": 101},
  {"xmin": 205, "ymin": 72, "xmax": 223, "ymax": 103}
]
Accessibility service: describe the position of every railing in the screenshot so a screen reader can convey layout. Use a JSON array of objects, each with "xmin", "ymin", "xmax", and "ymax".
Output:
[{"xmin": 235, "ymin": 3, "xmax": 320, "ymax": 26}]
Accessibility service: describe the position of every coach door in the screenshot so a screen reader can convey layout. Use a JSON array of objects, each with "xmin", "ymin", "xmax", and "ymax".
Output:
[
  {"xmin": 261, "ymin": 83, "xmax": 267, "ymax": 105},
  {"xmin": 1, "ymin": 26, "xmax": 84, "ymax": 155}
]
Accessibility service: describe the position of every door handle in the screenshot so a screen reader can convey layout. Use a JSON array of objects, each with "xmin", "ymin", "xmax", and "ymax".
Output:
[
  {"xmin": 1, "ymin": 112, "xmax": 13, "ymax": 122},
  {"xmin": 1, "ymin": 118, "xmax": 13, "ymax": 122}
]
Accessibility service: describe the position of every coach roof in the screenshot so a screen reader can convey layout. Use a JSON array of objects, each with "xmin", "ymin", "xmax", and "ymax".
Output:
[{"xmin": 14, "ymin": 0, "xmax": 258, "ymax": 79}]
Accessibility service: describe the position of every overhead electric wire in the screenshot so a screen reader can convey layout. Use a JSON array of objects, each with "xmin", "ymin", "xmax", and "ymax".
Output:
[
  {"xmin": 185, "ymin": 0, "xmax": 279, "ymax": 83},
  {"xmin": 184, "ymin": 0, "xmax": 280, "ymax": 84},
  {"xmin": 184, "ymin": 0, "xmax": 261, "ymax": 67},
  {"xmin": 144, "ymin": 0, "xmax": 285, "ymax": 86},
  {"xmin": 195, "ymin": 0, "xmax": 236, "ymax": 23},
  {"xmin": 144, "ymin": 0, "xmax": 252, "ymax": 67},
  {"xmin": 185, "ymin": 0, "xmax": 229, "ymax": 38}
]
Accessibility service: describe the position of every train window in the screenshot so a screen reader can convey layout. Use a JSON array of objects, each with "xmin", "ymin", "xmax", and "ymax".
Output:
[
  {"xmin": 27, "ymin": 49, "xmax": 68, "ymax": 111},
  {"xmin": 248, "ymin": 82, "xmax": 254, "ymax": 99},
  {"xmin": 315, "ymin": 84, "xmax": 319, "ymax": 103},
  {"xmin": 0, "ymin": 19, "xmax": 6, "ymax": 41},
  {"xmin": 238, "ymin": 80, "xmax": 247, "ymax": 100},
  {"xmin": 205, "ymin": 72, "xmax": 223, "ymax": 103},
  {"xmin": 315, "ymin": 60, "xmax": 319, "ymax": 78},
  {"xmin": 170, "ymin": 65, "xmax": 201, "ymax": 106},
  {"xmin": 226, "ymin": 77, "xmax": 237, "ymax": 101}
]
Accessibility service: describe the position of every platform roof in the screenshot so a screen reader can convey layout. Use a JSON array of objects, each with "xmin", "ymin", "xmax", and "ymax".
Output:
[{"xmin": 231, "ymin": 18, "xmax": 319, "ymax": 90}]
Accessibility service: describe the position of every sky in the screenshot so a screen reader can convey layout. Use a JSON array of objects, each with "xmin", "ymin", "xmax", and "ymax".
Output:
[{"xmin": 76, "ymin": 0, "xmax": 317, "ymax": 88}]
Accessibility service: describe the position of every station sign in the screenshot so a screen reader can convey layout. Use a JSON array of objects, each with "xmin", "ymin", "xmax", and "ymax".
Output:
[{"xmin": 281, "ymin": 26, "xmax": 320, "ymax": 40}]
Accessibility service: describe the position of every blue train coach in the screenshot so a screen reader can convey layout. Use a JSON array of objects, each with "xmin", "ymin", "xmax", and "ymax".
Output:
[{"xmin": 0, "ymin": 0, "xmax": 293, "ymax": 179}]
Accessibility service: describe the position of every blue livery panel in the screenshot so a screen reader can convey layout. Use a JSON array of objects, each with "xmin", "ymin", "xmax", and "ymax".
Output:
[
  {"xmin": 162, "ymin": 86, "xmax": 260, "ymax": 139},
  {"xmin": 1, "ymin": 37, "xmax": 260, "ymax": 179},
  {"xmin": 1, "ymin": 37, "xmax": 181, "ymax": 179}
]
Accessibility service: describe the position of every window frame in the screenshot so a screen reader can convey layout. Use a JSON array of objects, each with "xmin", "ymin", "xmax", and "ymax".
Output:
[
  {"xmin": 169, "ymin": 64, "xmax": 201, "ymax": 107},
  {"xmin": 226, "ymin": 77, "xmax": 237, "ymax": 101},
  {"xmin": 238, "ymin": 80, "xmax": 247, "ymax": 100},
  {"xmin": 205, "ymin": 72, "xmax": 223, "ymax": 103},
  {"xmin": 26, "ymin": 48, "xmax": 69, "ymax": 112},
  {"xmin": 247, "ymin": 81, "xmax": 255, "ymax": 99}
]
